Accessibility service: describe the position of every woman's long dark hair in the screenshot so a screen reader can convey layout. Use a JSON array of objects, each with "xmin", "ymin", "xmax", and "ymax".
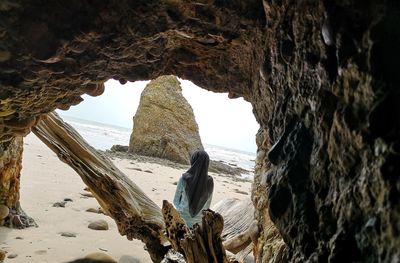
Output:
[{"xmin": 182, "ymin": 150, "xmax": 214, "ymax": 217}]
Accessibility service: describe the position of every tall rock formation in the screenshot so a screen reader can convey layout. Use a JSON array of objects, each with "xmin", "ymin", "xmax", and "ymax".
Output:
[{"xmin": 128, "ymin": 75, "xmax": 203, "ymax": 164}]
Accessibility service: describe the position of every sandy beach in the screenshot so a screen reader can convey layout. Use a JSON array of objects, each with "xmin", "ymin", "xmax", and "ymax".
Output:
[{"xmin": 0, "ymin": 134, "xmax": 252, "ymax": 263}]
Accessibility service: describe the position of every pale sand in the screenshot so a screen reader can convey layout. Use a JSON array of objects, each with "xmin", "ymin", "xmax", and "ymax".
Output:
[{"xmin": 0, "ymin": 134, "xmax": 252, "ymax": 263}]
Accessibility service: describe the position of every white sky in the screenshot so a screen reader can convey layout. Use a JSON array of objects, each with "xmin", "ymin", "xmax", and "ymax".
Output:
[{"xmin": 58, "ymin": 79, "xmax": 259, "ymax": 153}]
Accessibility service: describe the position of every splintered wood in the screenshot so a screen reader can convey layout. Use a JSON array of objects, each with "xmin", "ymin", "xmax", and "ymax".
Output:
[{"xmin": 162, "ymin": 200, "xmax": 231, "ymax": 263}]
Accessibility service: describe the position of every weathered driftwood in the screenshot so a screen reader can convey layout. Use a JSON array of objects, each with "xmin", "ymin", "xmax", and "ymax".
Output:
[
  {"xmin": 32, "ymin": 112, "xmax": 167, "ymax": 262},
  {"xmin": 162, "ymin": 200, "xmax": 231, "ymax": 263},
  {"xmin": 213, "ymin": 198, "xmax": 258, "ymax": 262}
]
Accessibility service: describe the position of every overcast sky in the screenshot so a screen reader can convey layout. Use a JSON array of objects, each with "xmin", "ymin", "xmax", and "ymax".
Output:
[{"xmin": 58, "ymin": 79, "xmax": 259, "ymax": 153}]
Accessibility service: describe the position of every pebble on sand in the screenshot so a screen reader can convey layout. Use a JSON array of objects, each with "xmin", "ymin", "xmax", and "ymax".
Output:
[
  {"xmin": 85, "ymin": 252, "xmax": 116, "ymax": 263},
  {"xmin": 86, "ymin": 207, "xmax": 104, "ymax": 214},
  {"xmin": 7, "ymin": 253, "xmax": 18, "ymax": 259},
  {"xmin": 119, "ymin": 255, "xmax": 142, "ymax": 263},
  {"xmin": 60, "ymin": 232, "xmax": 77, "ymax": 237},
  {"xmin": 88, "ymin": 220, "xmax": 109, "ymax": 230},
  {"xmin": 81, "ymin": 192, "xmax": 94, "ymax": 198},
  {"xmin": 52, "ymin": 201, "xmax": 67, "ymax": 208}
]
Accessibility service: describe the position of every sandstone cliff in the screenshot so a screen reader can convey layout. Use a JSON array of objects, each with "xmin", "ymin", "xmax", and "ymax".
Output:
[
  {"xmin": 128, "ymin": 75, "xmax": 203, "ymax": 164},
  {"xmin": 0, "ymin": 1, "xmax": 398, "ymax": 262}
]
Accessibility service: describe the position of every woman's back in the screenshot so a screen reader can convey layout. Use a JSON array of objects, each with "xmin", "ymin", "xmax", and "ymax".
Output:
[
  {"xmin": 173, "ymin": 176, "xmax": 212, "ymax": 227},
  {"xmin": 172, "ymin": 150, "xmax": 213, "ymax": 227}
]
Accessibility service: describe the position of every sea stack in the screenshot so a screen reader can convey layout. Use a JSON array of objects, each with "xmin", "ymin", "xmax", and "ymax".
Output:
[{"xmin": 128, "ymin": 75, "xmax": 203, "ymax": 164}]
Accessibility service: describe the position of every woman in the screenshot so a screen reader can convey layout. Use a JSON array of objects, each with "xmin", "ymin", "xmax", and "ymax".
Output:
[{"xmin": 173, "ymin": 150, "xmax": 214, "ymax": 227}]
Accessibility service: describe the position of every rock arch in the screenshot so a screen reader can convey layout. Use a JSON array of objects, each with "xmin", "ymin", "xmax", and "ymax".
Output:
[{"xmin": 0, "ymin": 1, "xmax": 399, "ymax": 262}]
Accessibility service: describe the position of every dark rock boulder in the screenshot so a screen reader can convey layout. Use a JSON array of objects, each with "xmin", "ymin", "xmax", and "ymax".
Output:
[
  {"xmin": 110, "ymin": 145, "xmax": 129, "ymax": 152},
  {"xmin": 128, "ymin": 75, "xmax": 203, "ymax": 164}
]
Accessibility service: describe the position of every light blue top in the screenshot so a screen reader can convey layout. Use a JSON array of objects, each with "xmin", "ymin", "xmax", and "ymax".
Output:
[{"xmin": 173, "ymin": 176, "xmax": 213, "ymax": 228}]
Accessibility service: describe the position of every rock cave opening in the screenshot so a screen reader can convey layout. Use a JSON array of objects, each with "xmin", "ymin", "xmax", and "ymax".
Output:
[
  {"xmin": 0, "ymin": 75, "xmax": 260, "ymax": 261},
  {"xmin": 1, "ymin": 1, "xmax": 399, "ymax": 263}
]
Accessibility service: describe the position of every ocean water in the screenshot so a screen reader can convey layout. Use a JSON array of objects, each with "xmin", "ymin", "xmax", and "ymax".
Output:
[{"xmin": 59, "ymin": 115, "xmax": 255, "ymax": 176}]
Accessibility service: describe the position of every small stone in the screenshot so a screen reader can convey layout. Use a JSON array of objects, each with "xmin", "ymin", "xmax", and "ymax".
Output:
[
  {"xmin": 64, "ymin": 198, "xmax": 73, "ymax": 202},
  {"xmin": 15, "ymin": 236, "xmax": 23, "ymax": 240},
  {"xmin": 128, "ymin": 167, "xmax": 142, "ymax": 171},
  {"xmin": 86, "ymin": 207, "xmax": 104, "ymax": 214},
  {"xmin": 234, "ymin": 189, "xmax": 248, "ymax": 195},
  {"xmin": 88, "ymin": 220, "xmax": 109, "ymax": 230},
  {"xmin": 118, "ymin": 255, "xmax": 141, "ymax": 263},
  {"xmin": 11, "ymin": 215, "xmax": 23, "ymax": 228},
  {"xmin": 85, "ymin": 252, "xmax": 116, "ymax": 262},
  {"xmin": 53, "ymin": 201, "xmax": 66, "ymax": 208},
  {"xmin": 110, "ymin": 144, "xmax": 129, "ymax": 152},
  {"xmin": 0, "ymin": 205, "xmax": 9, "ymax": 220},
  {"xmin": 60, "ymin": 232, "xmax": 76, "ymax": 237},
  {"xmin": 119, "ymin": 255, "xmax": 142, "ymax": 263},
  {"xmin": 7, "ymin": 253, "xmax": 18, "ymax": 259},
  {"xmin": 81, "ymin": 192, "xmax": 94, "ymax": 198},
  {"xmin": 86, "ymin": 208, "xmax": 99, "ymax": 213},
  {"xmin": 144, "ymin": 170, "xmax": 153, "ymax": 173}
]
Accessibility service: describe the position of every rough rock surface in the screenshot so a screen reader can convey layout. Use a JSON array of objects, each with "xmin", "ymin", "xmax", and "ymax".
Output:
[
  {"xmin": 0, "ymin": 136, "xmax": 36, "ymax": 228},
  {"xmin": 0, "ymin": 137, "xmax": 22, "ymax": 209},
  {"xmin": 0, "ymin": 1, "xmax": 398, "ymax": 262},
  {"xmin": 128, "ymin": 75, "xmax": 203, "ymax": 164}
]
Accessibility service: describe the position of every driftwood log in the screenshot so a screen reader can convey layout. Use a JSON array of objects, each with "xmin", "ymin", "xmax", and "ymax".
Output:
[
  {"xmin": 32, "ymin": 112, "xmax": 168, "ymax": 262},
  {"xmin": 162, "ymin": 200, "xmax": 231, "ymax": 263},
  {"xmin": 213, "ymin": 198, "xmax": 259, "ymax": 262}
]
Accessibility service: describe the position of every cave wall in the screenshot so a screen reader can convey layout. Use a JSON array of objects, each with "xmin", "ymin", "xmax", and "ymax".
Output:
[
  {"xmin": 253, "ymin": 1, "xmax": 400, "ymax": 262},
  {"xmin": 0, "ymin": 0, "xmax": 399, "ymax": 262},
  {"xmin": 0, "ymin": 135, "xmax": 34, "ymax": 228}
]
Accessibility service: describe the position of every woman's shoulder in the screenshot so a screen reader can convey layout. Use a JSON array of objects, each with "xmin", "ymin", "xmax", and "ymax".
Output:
[{"xmin": 178, "ymin": 176, "xmax": 186, "ymax": 185}]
